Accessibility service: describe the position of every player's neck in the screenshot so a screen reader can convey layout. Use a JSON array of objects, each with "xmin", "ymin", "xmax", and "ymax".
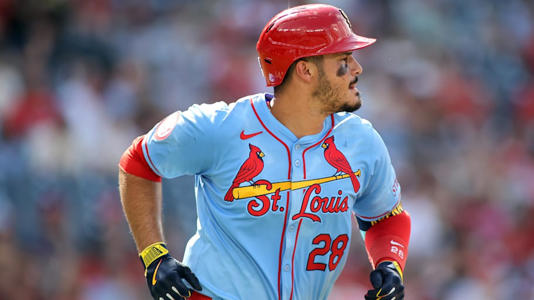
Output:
[{"xmin": 270, "ymin": 91, "xmax": 329, "ymax": 139}]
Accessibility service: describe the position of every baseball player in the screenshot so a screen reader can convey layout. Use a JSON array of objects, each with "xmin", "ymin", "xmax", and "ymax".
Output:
[{"xmin": 119, "ymin": 4, "xmax": 411, "ymax": 300}]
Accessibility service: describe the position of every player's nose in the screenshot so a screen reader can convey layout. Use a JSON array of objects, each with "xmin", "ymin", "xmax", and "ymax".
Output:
[{"xmin": 349, "ymin": 56, "xmax": 362, "ymax": 76}]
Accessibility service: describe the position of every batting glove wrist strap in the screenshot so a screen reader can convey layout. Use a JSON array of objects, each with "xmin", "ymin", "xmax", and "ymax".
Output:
[
  {"xmin": 140, "ymin": 242, "xmax": 169, "ymax": 269},
  {"xmin": 384, "ymin": 260, "xmax": 403, "ymax": 283},
  {"xmin": 365, "ymin": 261, "xmax": 405, "ymax": 300},
  {"xmin": 140, "ymin": 243, "xmax": 202, "ymax": 300}
]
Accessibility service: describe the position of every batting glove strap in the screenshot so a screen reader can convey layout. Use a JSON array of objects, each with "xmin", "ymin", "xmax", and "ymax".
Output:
[
  {"xmin": 383, "ymin": 260, "xmax": 403, "ymax": 283},
  {"xmin": 365, "ymin": 261, "xmax": 405, "ymax": 300},
  {"xmin": 144, "ymin": 254, "xmax": 203, "ymax": 300},
  {"xmin": 140, "ymin": 242, "xmax": 169, "ymax": 269}
]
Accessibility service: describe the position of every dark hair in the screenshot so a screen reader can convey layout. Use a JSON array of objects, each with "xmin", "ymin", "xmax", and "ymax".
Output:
[{"xmin": 273, "ymin": 55, "xmax": 324, "ymax": 95}]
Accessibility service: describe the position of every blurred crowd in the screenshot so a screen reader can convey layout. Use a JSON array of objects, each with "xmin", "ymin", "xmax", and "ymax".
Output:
[{"xmin": 0, "ymin": 0, "xmax": 533, "ymax": 299}]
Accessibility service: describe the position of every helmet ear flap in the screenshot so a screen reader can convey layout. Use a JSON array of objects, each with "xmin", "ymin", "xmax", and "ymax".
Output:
[{"xmin": 256, "ymin": 4, "xmax": 376, "ymax": 87}]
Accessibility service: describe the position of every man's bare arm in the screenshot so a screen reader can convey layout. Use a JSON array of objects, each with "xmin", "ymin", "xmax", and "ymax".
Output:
[
  {"xmin": 119, "ymin": 153, "xmax": 202, "ymax": 299},
  {"xmin": 118, "ymin": 167, "xmax": 164, "ymax": 252}
]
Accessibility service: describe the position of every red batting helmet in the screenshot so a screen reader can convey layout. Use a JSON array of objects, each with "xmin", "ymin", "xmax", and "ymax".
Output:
[{"xmin": 257, "ymin": 4, "xmax": 376, "ymax": 87}]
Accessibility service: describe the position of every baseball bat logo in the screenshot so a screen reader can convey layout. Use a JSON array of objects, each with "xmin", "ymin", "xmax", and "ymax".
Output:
[
  {"xmin": 225, "ymin": 139, "xmax": 361, "ymax": 222},
  {"xmin": 231, "ymin": 170, "xmax": 361, "ymax": 199},
  {"xmin": 232, "ymin": 170, "xmax": 361, "ymax": 222}
]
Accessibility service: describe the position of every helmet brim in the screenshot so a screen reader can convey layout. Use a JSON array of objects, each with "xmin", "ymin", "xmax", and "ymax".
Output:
[{"xmin": 317, "ymin": 34, "xmax": 376, "ymax": 55}]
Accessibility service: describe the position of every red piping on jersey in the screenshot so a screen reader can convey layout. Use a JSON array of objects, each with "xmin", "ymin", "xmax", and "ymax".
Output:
[
  {"xmin": 142, "ymin": 135, "xmax": 162, "ymax": 176},
  {"xmin": 250, "ymin": 99, "xmax": 291, "ymax": 300},
  {"xmin": 286, "ymin": 115, "xmax": 334, "ymax": 299},
  {"xmin": 251, "ymin": 99, "xmax": 292, "ymax": 178},
  {"xmin": 289, "ymin": 219, "xmax": 303, "ymax": 300},
  {"xmin": 301, "ymin": 115, "xmax": 335, "ymax": 179}
]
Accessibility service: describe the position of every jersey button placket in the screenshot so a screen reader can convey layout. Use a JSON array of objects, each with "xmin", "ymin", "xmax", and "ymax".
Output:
[
  {"xmin": 281, "ymin": 145, "xmax": 303, "ymax": 299},
  {"xmin": 282, "ymin": 233, "xmax": 295, "ymax": 299}
]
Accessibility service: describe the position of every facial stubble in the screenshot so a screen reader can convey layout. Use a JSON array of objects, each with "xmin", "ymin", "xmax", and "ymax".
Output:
[{"xmin": 312, "ymin": 64, "xmax": 361, "ymax": 114}]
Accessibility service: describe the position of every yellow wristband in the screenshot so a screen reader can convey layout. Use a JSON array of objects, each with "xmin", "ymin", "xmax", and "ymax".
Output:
[{"xmin": 139, "ymin": 242, "xmax": 169, "ymax": 268}]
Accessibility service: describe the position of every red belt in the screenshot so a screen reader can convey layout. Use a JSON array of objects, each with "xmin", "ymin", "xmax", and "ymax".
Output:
[{"xmin": 190, "ymin": 291, "xmax": 212, "ymax": 300}]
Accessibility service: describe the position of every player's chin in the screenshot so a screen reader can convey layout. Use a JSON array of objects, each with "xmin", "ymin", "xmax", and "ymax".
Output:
[
  {"xmin": 341, "ymin": 91, "xmax": 361, "ymax": 113},
  {"xmin": 338, "ymin": 99, "xmax": 361, "ymax": 113}
]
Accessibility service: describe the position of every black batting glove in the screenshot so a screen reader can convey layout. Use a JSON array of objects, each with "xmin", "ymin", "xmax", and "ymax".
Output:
[
  {"xmin": 140, "ymin": 242, "xmax": 202, "ymax": 300},
  {"xmin": 365, "ymin": 261, "xmax": 404, "ymax": 300}
]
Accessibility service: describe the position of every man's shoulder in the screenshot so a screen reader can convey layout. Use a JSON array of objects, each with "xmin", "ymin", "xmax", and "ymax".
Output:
[
  {"xmin": 332, "ymin": 113, "xmax": 389, "ymax": 155},
  {"xmin": 177, "ymin": 93, "xmax": 265, "ymax": 139},
  {"xmin": 333, "ymin": 112, "xmax": 376, "ymax": 133},
  {"xmin": 184, "ymin": 100, "xmax": 229, "ymax": 119},
  {"xmin": 181, "ymin": 94, "xmax": 255, "ymax": 122}
]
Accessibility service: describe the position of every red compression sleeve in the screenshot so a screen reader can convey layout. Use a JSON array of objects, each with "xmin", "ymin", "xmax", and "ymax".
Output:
[
  {"xmin": 119, "ymin": 135, "xmax": 161, "ymax": 182},
  {"xmin": 365, "ymin": 210, "xmax": 411, "ymax": 271}
]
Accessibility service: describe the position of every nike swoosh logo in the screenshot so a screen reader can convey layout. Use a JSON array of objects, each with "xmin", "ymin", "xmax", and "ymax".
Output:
[
  {"xmin": 390, "ymin": 240, "xmax": 404, "ymax": 248},
  {"xmin": 152, "ymin": 259, "xmax": 163, "ymax": 286},
  {"xmin": 240, "ymin": 130, "xmax": 263, "ymax": 140}
]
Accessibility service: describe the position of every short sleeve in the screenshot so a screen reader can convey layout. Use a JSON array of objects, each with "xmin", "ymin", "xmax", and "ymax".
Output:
[
  {"xmin": 142, "ymin": 103, "xmax": 226, "ymax": 178},
  {"xmin": 353, "ymin": 128, "xmax": 401, "ymax": 221}
]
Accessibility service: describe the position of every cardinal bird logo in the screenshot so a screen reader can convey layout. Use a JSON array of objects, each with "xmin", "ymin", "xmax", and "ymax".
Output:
[
  {"xmin": 224, "ymin": 144, "xmax": 265, "ymax": 201},
  {"xmin": 322, "ymin": 136, "xmax": 360, "ymax": 193}
]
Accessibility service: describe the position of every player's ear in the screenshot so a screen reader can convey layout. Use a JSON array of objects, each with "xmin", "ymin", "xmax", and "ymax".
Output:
[{"xmin": 293, "ymin": 59, "xmax": 317, "ymax": 84}]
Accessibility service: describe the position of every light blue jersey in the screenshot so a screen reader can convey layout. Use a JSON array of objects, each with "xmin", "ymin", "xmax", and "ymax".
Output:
[{"xmin": 141, "ymin": 93, "xmax": 401, "ymax": 300}]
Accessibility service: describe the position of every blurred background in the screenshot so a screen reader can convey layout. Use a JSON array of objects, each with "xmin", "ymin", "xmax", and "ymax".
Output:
[{"xmin": 0, "ymin": 0, "xmax": 533, "ymax": 299}]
